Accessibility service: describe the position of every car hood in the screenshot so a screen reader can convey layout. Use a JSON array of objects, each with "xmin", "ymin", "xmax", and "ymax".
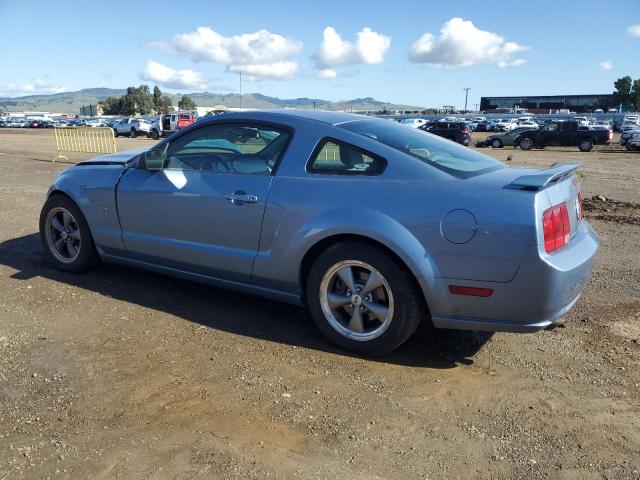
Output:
[{"xmin": 78, "ymin": 147, "xmax": 148, "ymax": 166}]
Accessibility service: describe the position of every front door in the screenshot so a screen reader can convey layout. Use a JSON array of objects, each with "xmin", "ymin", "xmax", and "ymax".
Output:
[
  {"xmin": 539, "ymin": 123, "xmax": 561, "ymax": 145},
  {"xmin": 116, "ymin": 122, "xmax": 292, "ymax": 282}
]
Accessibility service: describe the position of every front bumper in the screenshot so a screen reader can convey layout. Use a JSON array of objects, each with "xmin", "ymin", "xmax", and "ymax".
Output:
[{"xmin": 424, "ymin": 221, "xmax": 599, "ymax": 333}]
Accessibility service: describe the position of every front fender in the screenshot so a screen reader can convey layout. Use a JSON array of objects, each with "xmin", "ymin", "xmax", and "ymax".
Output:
[{"xmin": 47, "ymin": 164, "xmax": 125, "ymax": 253}]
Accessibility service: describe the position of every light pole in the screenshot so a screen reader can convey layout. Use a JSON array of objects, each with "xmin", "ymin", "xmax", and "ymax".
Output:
[
  {"xmin": 239, "ymin": 70, "xmax": 242, "ymax": 109},
  {"xmin": 463, "ymin": 88, "xmax": 471, "ymax": 113}
]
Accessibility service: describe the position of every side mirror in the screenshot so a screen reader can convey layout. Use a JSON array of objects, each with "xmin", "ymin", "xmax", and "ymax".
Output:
[{"xmin": 139, "ymin": 145, "xmax": 166, "ymax": 170}]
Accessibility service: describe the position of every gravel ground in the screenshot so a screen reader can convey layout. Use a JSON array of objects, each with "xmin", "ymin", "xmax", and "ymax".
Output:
[{"xmin": 0, "ymin": 128, "xmax": 638, "ymax": 479}]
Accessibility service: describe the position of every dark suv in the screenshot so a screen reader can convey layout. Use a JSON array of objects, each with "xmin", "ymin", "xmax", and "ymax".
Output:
[{"xmin": 419, "ymin": 121, "xmax": 471, "ymax": 146}]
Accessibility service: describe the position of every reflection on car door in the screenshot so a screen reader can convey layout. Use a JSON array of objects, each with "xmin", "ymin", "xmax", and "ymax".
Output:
[{"xmin": 116, "ymin": 122, "xmax": 290, "ymax": 282}]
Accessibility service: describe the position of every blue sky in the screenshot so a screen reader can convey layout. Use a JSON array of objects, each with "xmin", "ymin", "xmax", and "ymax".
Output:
[{"xmin": 0, "ymin": 0, "xmax": 639, "ymax": 108}]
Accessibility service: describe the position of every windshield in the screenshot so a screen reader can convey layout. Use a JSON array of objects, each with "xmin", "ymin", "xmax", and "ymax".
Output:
[{"xmin": 338, "ymin": 119, "xmax": 504, "ymax": 178}]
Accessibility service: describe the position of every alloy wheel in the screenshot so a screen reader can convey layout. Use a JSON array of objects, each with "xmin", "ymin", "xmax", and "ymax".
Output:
[
  {"xmin": 44, "ymin": 207, "xmax": 81, "ymax": 263},
  {"xmin": 319, "ymin": 260, "xmax": 394, "ymax": 341}
]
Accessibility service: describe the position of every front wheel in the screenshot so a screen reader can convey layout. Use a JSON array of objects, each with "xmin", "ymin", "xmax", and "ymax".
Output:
[
  {"xmin": 151, "ymin": 129, "xmax": 160, "ymax": 140},
  {"xmin": 519, "ymin": 137, "xmax": 534, "ymax": 150},
  {"xmin": 113, "ymin": 129, "xmax": 119, "ymax": 138},
  {"xmin": 491, "ymin": 138, "xmax": 503, "ymax": 148},
  {"xmin": 39, "ymin": 195, "xmax": 100, "ymax": 273},
  {"xmin": 578, "ymin": 139, "xmax": 594, "ymax": 152},
  {"xmin": 130, "ymin": 128, "xmax": 137, "ymax": 138},
  {"xmin": 307, "ymin": 242, "xmax": 426, "ymax": 356}
]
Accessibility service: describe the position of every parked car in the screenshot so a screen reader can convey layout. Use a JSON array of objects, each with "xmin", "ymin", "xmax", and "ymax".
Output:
[
  {"xmin": 495, "ymin": 119, "xmax": 517, "ymax": 132},
  {"xmin": 484, "ymin": 126, "xmax": 539, "ymax": 148},
  {"xmin": 620, "ymin": 129, "xmax": 640, "ymax": 150},
  {"xmin": 148, "ymin": 112, "xmax": 196, "ymax": 139},
  {"xmin": 38, "ymin": 110, "xmax": 598, "ymax": 355},
  {"xmin": 475, "ymin": 121, "xmax": 496, "ymax": 132},
  {"xmin": 419, "ymin": 121, "xmax": 471, "ymax": 145},
  {"xmin": 401, "ymin": 118, "xmax": 428, "ymax": 129},
  {"xmin": 627, "ymin": 132, "xmax": 640, "ymax": 151},
  {"xmin": 113, "ymin": 118, "xmax": 152, "ymax": 138},
  {"xmin": 515, "ymin": 120, "xmax": 611, "ymax": 152},
  {"xmin": 621, "ymin": 121, "xmax": 640, "ymax": 132}
]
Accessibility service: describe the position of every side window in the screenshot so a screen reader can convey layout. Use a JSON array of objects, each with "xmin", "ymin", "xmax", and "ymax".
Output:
[
  {"xmin": 544, "ymin": 124, "xmax": 559, "ymax": 132},
  {"xmin": 163, "ymin": 123, "xmax": 291, "ymax": 175},
  {"xmin": 308, "ymin": 139, "xmax": 386, "ymax": 175}
]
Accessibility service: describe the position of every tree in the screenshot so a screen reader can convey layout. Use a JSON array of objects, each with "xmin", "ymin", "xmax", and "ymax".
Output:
[
  {"xmin": 99, "ymin": 96, "xmax": 124, "ymax": 115},
  {"xmin": 157, "ymin": 95, "xmax": 173, "ymax": 114},
  {"xmin": 152, "ymin": 86, "xmax": 162, "ymax": 113},
  {"xmin": 631, "ymin": 79, "xmax": 640, "ymax": 112},
  {"xmin": 98, "ymin": 85, "xmax": 155, "ymax": 115},
  {"xmin": 178, "ymin": 95, "xmax": 197, "ymax": 110},
  {"xmin": 612, "ymin": 76, "xmax": 633, "ymax": 107}
]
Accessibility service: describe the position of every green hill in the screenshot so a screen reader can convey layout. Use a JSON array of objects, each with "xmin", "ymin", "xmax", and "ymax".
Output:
[{"xmin": 0, "ymin": 88, "xmax": 424, "ymax": 114}]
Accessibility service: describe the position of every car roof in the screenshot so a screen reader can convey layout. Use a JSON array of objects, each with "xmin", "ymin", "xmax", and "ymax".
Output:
[{"xmin": 198, "ymin": 109, "xmax": 369, "ymax": 127}]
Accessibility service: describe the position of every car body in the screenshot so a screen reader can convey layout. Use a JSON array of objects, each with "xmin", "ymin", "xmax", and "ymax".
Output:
[
  {"xmin": 419, "ymin": 121, "xmax": 471, "ymax": 145},
  {"xmin": 149, "ymin": 112, "xmax": 197, "ymax": 139},
  {"xmin": 620, "ymin": 128, "xmax": 640, "ymax": 149},
  {"xmin": 401, "ymin": 118, "xmax": 428, "ymax": 129},
  {"xmin": 621, "ymin": 121, "xmax": 640, "ymax": 132},
  {"xmin": 516, "ymin": 120, "xmax": 611, "ymax": 152},
  {"xmin": 475, "ymin": 121, "xmax": 496, "ymax": 132},
  {"xmin": 627, "ymin": 132, "xmax": 640, "ymax": 150},
  {"xmin": 113, "ymin": 118, "xmax": 152, "ymax": 138},
  {"xmin": 493, "ymin": 119, "xmax": 517, "ymax": 132},
  {"xmin": 485, "ymin": 126, "xmax": 539, "ymax": 148},
  {"xmin": 39, "ymin": 110, "xmax": 599, "ymax": 355}
]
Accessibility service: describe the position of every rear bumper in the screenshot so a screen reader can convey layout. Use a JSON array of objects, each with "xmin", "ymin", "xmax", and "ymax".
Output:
[{"xmin": 423, "ymin": 221, "xmax": 599, "ymax": 333}]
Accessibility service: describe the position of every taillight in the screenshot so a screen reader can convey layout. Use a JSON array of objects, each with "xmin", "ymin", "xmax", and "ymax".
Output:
[
  {"xmin": 608, "ymin": 130, "xmax": 613, "ymax": 140},
  {"xmin": 461, "ymin": 127, "xmax": 470, "ymax": 134},
  {"xmin": 543, "ymin": 203, "xmax": 570, "ymax": 253}
]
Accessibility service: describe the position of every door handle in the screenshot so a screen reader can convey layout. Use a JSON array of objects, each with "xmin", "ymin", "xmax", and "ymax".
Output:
[{"xmin": 225, "ymin": 191, "xmax": 259, "ymax": 205}]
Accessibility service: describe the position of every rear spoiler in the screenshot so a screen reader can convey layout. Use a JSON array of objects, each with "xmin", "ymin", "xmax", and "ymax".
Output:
[{"xmin": 508, "ymin": 162, "xmax": 581, "ymax": 190}]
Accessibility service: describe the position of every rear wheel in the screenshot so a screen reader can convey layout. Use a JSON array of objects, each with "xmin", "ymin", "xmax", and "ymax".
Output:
[
  {"xmin": 491, "ymin": 138, "xmax": 503, "ymax": 148},
  {"xmin": 307, "ymin": 242, "xmax": 425, "ymax": 356},
  {"xmin": 39, "ymin": 195, "xmax": 100, "ymax": 273},
  {"xmin": 578, "ymin": 139, "xmax": 594, "ymax": 152},
  {"xmin": 519, "ymin": 137, "xmax": 534, "ymax": 150}
]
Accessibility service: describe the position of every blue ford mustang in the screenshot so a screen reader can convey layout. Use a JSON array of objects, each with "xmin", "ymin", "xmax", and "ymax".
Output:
[{"xmin": 40, "ymin": 110, "xmax": 599, "ymax": 355}]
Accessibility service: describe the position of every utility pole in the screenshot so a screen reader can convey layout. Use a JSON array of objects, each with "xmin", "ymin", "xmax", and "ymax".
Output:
[
  {"xmin": 239, "ymin": 70, "xmax": 242, "ymax": 109},
  {"xmin": 463, "ymin": 88, "xmax": 471, "ymax": 113},
  {"xmin": 313, "ymin": 101, "xmax": 316, "ymax": 110},
  {"xmin": 474, "ymin": 103, "xmax": 479, "ymax": 112}
]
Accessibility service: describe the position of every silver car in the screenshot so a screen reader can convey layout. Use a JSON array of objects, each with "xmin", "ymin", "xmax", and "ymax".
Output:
[
  {"xmin": 486, "ymin": 126, "xmax": 539, "ymax": 148},
  {"xmin": 39, "ymin": 110, "xmax": 599, "ymax": 355}
]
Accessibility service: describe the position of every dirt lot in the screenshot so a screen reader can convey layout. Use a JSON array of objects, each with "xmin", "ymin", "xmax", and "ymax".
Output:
[{"xmin": 0, "ymin": 128, "xmax": 639, "ymax": 479}]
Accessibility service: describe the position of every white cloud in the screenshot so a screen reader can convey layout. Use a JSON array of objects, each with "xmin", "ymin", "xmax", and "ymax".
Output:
[
  {"xmin": 166, "ymin": 26, "xmax": 302, "ymax": 80},
  {"xmin": 314, "ymin": 27, "xmax": 390, "ymax": 78},
  {"xmin": 142, "ymin": 60, "xmax": 207, "ymax": 90},
  {"xmin": 317, "ymin": 68, "xmax": 337, "ymax": 79},
  {"xmin": 627, "ymin": 24, "xmax": 640, "ymax": 37},
  {"xmin": 599, "ymin": 60, "xmax": 613, "ymax": 70},
  {"xmin": 409, "ymin": 18, "xmax": 529, "ymax": 68},
  {"xmin": 0, "ymin": 78, "xmax": 67, "ymax": 96}
]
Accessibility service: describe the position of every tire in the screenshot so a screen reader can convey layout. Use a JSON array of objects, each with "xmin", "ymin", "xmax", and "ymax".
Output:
[
  {"xmin": 534, "ymin": 145, "xmax": 545, "ymax": 149},
  {"xmin": 306, "ymin": 242, "xmax": 426, "ymax": 356},
  {"xmin": 491, "ymin": 138, "xmax": 503, "ymax": 148},
  {"xmin": 151, "ymin": 129, "xmax": 159, "ymax": 140},
  {"xmin": 130, "ymin": 128, "xmax": 137, "ymax": 138},
  {"xmin": 578, "ymin": 139, "xmax": 594, "ymax": 152},
  {"xmin": 39, "ymin": 194, "xmax": 100, "ymax": 273},
  {"xmin": 519, "ymin": 137, "xmax": 534, "ymax": 150},
  {"xmin": 113, "ymin": 129, "xmax": 119, "ymax": 138}
]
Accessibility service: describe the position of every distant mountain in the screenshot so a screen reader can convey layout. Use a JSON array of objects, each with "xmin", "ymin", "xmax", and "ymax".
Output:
[{"xmin": 0, "ymin": 88, "xmax": 425, "ymax": 114}]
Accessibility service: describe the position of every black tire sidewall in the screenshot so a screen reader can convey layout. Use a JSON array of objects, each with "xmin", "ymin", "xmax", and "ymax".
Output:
[
  {"xmin": 306, "ymin": 242, "xmax": 424, "ymax": 356},
  {"xmin": 39, "ymin": 195, "xmax": 100, "ymax": 273},
  {"xmin": 520, "ymin": 138, "xmax": 534, "ymax": 150},
  {"xmin": 491, "ymin": 139, "xmax": 502, "ymax": 148},
  {"xmin": 579, "ymin": 140, "xmax": 593, "ymax": 152}
]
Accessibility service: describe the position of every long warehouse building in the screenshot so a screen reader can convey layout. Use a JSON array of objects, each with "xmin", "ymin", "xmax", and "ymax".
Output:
[{"xmin": 480, "ymin": 94, "xmax": 615, "ymax": 113}]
